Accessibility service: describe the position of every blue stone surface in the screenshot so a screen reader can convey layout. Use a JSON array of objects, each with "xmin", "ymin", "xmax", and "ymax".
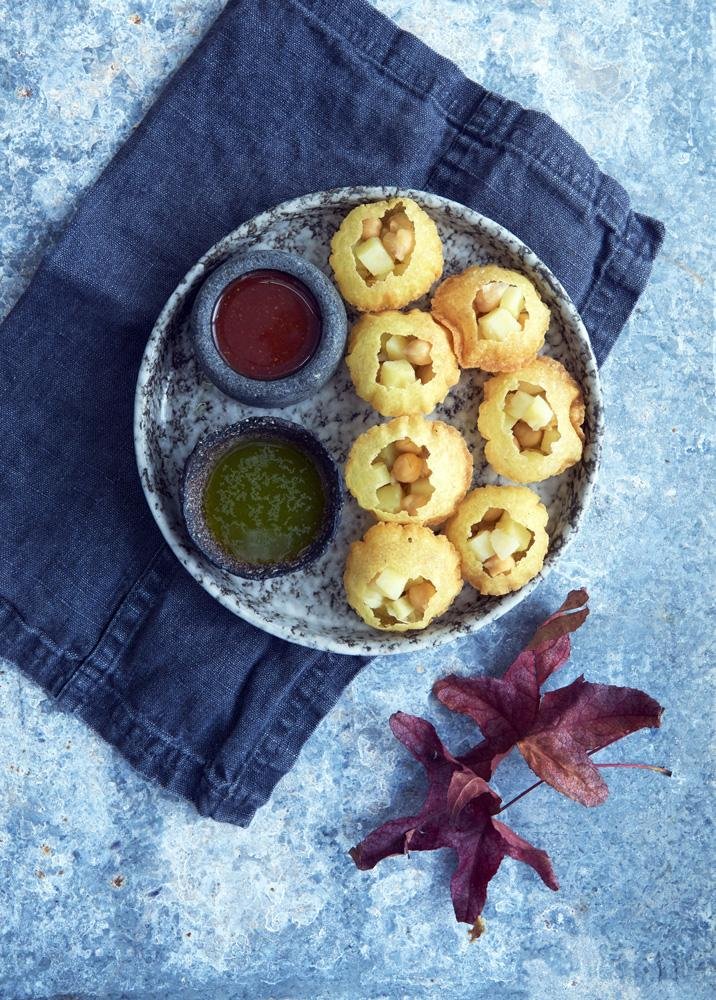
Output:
[{"xmin": 0, "ymin": 2, "xmax": 712, "ymax": 997}]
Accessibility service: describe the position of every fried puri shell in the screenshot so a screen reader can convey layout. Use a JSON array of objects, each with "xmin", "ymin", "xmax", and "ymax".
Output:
[
  {"xmin": 431, "ymin": 264, "xmax": 550, "ymax": 371},
  {"xmin": 344, "ymin": 522, "xmax": 463, "ymax": 632},
  {"xmin": 346, "ymin": 309, "xmax": 459, "ymax": 417},
  {"xmin": 329, "ymin": 197, "xmax": 443, "ymax": 311},
  {"xmin": 345, "ymin": 415, "xmax": 473, "ymax": 527},
  {"xmin": 445, "ymin": 485, "xmax": 549, "ymax": 596},
  {"xmin": 478, "ymin": 357, "xmax": 585, "ymax": 483}
]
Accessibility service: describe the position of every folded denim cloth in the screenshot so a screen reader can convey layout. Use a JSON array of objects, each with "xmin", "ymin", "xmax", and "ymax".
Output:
[{"xmin": 0, "ymin": 0, "xmax": 663, "ymax": 825}]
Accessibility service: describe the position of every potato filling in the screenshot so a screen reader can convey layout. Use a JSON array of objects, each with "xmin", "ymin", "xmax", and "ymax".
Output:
[
  {"xmin": 371, "ymin": 438, "xmax": 435, "ymax": 515},
  {"xmin": 466, "ymin": 508, "xmax": 533, "ymax": 577},
  {"xmin": 353, "ymin": 205, "xmax": 416, "ymax": 284},
  {"xmin": 473, "ymin": 282, "xmax": 530, "ymax": 341},
  {"xmin": 362, "ymin": 568, "xmax": 437, "ymax": 624},
  {"xmin": 376, "ymin": 331, "xmax": 434, "ymax": 389},
  {"xmin": 503, "ymin": 381, "xmax": 561, "ymax": 455}
]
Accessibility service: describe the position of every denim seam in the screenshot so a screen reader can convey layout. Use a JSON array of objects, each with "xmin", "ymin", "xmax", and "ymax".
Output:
[
  {"xmin": 81, "ymin": 669, "xmax": 211, "ymax": 767},
  {"xmin": 578, "ymin": 214, "xmax": 632, "ymax": 321},
  {"xmin": 55, "ymin": 547, "xmax": 329, "ymax": 803},
  {"xmin": 54, "ymin": 543, "xmax": 170, "ymax": 703},
  {"xmin": 0, "ymin": 597, "xmax": 84, "ymax": 663},
  {"xmin": 0, "ymin": 584, "xmax": 218, "ymax": 784},
  {"xmin": 286, "ymin": 0, "xmax": 453, "ymax": 102},
  {"xmin": 287, "ymin": 0, "xmax": 649, "ymax": 237},
  {"xmin": 437, "ymin": 140, "xmax": 648, "ymax": 255},
  {"xmin": 0, "ymin": 538, "xmax": 350, "ymax": 808},
  {"xmin": 207, "ymin": 650, "xmax": 354, "ymax": 810},
  {"xmin": 84, "ymin": 651, "xmax": 334, "ymax": 808}
]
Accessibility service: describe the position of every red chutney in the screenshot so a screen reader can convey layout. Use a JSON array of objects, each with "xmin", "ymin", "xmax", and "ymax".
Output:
[{"xmin": 212, "ymin": 269, "xmax": 322, "ymax": 381}]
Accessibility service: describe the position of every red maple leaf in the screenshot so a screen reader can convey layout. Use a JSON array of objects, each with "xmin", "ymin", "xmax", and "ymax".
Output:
[
  {"xmin": 349, "ymin": 712, "xmax": 558, "ymax": 929},
  {"xmin": 434, "ymin": 591, "xmax": 664, "ymax": 805},
  {"xmin": 450, "ymin": 590, "xmax": 590, "ymax": 779}
]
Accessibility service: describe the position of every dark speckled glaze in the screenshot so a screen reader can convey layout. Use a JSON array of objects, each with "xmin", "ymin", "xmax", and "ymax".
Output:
[
  {"xmin": 190, "ymin": 249, "xmax": 347, "ymax": 407},
  {"xmin": 134, "ymin": 187, "xmax": 603, "ymax": 655},
  {"xmin": 182, "ymin": 417, "xmax": 343, "ymax": 580}
]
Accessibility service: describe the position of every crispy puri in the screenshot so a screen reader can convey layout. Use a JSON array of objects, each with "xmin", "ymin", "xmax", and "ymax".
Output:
[
  {"xmin": 478, "ymin": 356, "xmax": 585, "ymax": 482},
  {"xmin": 345, "ymin": 415, "xmax": 472, "ymax": 527},
  {"xmin": 330, "ymin": 197, "xmax": 443, "ymax": 311},
  {"xmin": 346, "ymin": 309, "xmax": 459, "ymax": 417},
  {"xmin": 344, "ymin": 521, "xmax": 462, "ymax": 631},
  {"xmin": 445, "ymin": 485, "xmax": 549, "ymax": 596},
  {"xmin": 431, "ymin": 264, "xmax": 549, "ymax": 372}
]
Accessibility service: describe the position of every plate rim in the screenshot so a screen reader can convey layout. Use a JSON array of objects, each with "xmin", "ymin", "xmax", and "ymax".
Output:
[{"xmin": 134, "ymin": 185, "xmax": 603, "ymax": 656}]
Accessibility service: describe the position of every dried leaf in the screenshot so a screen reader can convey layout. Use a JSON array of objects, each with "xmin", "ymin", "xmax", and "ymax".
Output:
[
  {"xmin": 352, "ymin": 592, "xmax": 668, "ymax": 935},
  {"xmin": 436, "ymin": 592, "xmax": 590, "ymax": 776},
  {"xmin": 350, "ymin": 713, "xmax": 558, "ymax": 926},
  {"xmin": 435, "ymin": 591, "xmax": 664, "ymax": 805},
  {"xmin": 518, "ymin": 677, "xmax": 664, "ymax": 805},
  {"xmin": 527, "ymin": 588, "xmax": 590, "ymax": 662}
]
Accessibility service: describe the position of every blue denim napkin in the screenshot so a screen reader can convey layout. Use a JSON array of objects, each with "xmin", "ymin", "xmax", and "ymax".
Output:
[{"xmin": 0, "ymin": 0, "xmax": 663, "ymax": 825}]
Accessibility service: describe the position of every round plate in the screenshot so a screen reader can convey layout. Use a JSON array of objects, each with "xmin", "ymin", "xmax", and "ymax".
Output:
[{"xmin": 134, "ymin": 187, "xmax": 602, "ymax": 656}]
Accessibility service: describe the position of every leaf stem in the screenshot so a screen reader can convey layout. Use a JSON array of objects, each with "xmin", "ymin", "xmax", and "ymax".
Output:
[
  {"xmin": 594, "ymin": 762, "xmax": 673, "ymax": 776},
  {"xmin": 497, "ymin": 778, "xmax": 545, "ymax": 814},
  {"xmin": 496, "ymin": 751, "xmax": 671, "ymax": 814}
]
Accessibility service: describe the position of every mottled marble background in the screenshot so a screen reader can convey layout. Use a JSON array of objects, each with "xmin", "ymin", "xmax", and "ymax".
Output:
[{"xmin": 0, "ymin": 1, "xmax": 713, "ymax": 998}]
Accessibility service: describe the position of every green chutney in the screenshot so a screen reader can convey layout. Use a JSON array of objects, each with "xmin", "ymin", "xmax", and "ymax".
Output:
[{"xmin": 203, "ymin": 440, "xmax": 326, "ymax": 565}]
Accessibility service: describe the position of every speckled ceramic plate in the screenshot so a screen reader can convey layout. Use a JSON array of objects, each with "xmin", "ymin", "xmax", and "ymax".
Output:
[{"xmin": 134, "ymin": 187, "xmax": 602, "ymax": 656}]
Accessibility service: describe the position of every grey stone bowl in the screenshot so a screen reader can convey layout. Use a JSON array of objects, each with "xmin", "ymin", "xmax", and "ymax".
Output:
[
  {"xmin": 190, "ymin": 248, "xmax": 347, "ymax": 407},
  {"xmin": 181, "ymin": 416, "xmax": 343, "ymax": 580}
]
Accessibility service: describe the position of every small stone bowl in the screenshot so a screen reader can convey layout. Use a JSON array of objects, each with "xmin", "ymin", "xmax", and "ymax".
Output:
[
  {"xmin": 190, "ymin": 249, "xmax": 348, "ymax": 407},
  {"xmin": 182, "ymin": 416, "xmax": 343, "ymax": 580}
]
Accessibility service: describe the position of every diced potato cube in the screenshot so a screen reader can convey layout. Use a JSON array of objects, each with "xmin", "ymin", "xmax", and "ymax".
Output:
[
  {"xmin": 379, "ymin": 359, "xmax": 416, "ymax": 389},
  {"xmin": 496, "ymin": 512, "xmax": 513, "ymax": 532},
  {"xmin": 370, "ymin": 461, "xmax": 393, "ymax": 489},
  {"xmin": 404, "ymin": 338, "xmax": 432, "ymax": 366},
  {"xmin": 401, "ymin": 493, "xmax": 425, "ymax": 515},
  {"xmin": 524, "ymin": 394, "xmax": 554, "ymax": 431},
  {"xmin": 468, "ymin": 530, "xmax": 496, "ymax": 563},
  {"xmin": 410, "ymin": 479, "xmax": 435, "ymax": 497},
  {"xmin": 384, "ymin": 334, "xmax": 407, "ymax": 360},
  {"xmin": 490, "ymin": 526, "xmax": 521, "ymax": 560},
  {"xmin": 410, "ymin": 477, "xmax": 433, "ymax": 498},
  {"xmin": 361, "ymin": 217, "xmax": 382, "ymax": 239},
  {"xmin": 379, "ymin": 443, "xmax": 398, "ymax": 466},
  {"xmin": 376, "ymin": 483, "xmax": 403, "ymax": 514},
  {"xmin": 496, "ymin": 513, "xmax": 532, "ymax": 552},
  {"xmin": 513, "ymin": 420, "xmax": 543, "ymax": 450},
  {"xmin": 362, "ymin": 585, "xmax": 384, "ymax": 609},
  {"xmin": 484, "ymin": 554, "xmax": 516, "ymax": 577},
  {"xmin": 374, "ymin": 567, "xmax": 406, "ymax": 601},
  {"xmin": 500, "ymin": 286, "xmax": 525, "ymax": 318},
  {"xmin": 474, "ymin": 282, "xmax": 508, "ymax": 314},
  {"xmin": 478, "ymin": 307, "xmax": 521, "ymax": 342},
  {"xmin": 386, "ymin": 596, "xmax": 415, "ymax": 622},
  {"xmin": 540, "ymin": 426, "xmax": 561, "ymax": 454},
  {"xmin": 504, "ymin": 390, "xmax": 535, "ymax": 421},
  {"xmin": 354, "ymin": 236, "xmax": 395, "ymax": 277}
]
